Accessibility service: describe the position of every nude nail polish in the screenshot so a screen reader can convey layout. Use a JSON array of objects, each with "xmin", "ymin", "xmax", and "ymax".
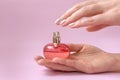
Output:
[
  {"xmin": 55, "ymin": 19, "xmax": 61, "ymax": 25},
  {"xmin": 43, "ymin": 32, "xmax": 70, "ymax": 60},
  {"xmin": 59, "ymin": 20, "xmax": 66, "ymax": 25}
]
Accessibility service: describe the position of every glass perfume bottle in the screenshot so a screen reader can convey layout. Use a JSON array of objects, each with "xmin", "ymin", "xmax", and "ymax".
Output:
[{"xmin": 43, "ymin": 32, "xmax": 70, "ymax": 60}]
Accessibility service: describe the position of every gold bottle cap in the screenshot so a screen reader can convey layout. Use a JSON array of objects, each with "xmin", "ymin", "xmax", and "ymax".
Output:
[{"xmin": 53, "ymin": 32, "xmax": 61, "ymax": 47}]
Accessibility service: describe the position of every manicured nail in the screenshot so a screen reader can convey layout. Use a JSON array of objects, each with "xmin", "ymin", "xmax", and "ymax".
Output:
[
  {"xmin": 68, "ymin": 23, "xmax": 75, "ymax": 27},
  {"xmin": 70, "ymin": 51, "xmax": 76, "ymax": 54},
  {"xmin": 38, "ymin": 60, "xmax": 41, "ymax": 63},
  {"xmin": 52, "ymin": 58, "xmax": 61, "ymax": 63},
  {"xmin": 55, "ymin": 18, "xmax": 61, "ymax": 25},
  {"xmin": 59, "ymin": 20, "xmax": 66, "ymax": 25},
  {"xmin": 52, "ymin": 57, "xmax": 58, "ymax": 61},
  {"xmin": 38, "ymin": 60, "xmax": 43, "ymax": 64}
]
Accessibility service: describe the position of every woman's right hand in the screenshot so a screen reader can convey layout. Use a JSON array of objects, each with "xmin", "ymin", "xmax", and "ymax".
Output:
[{"xmin": 55, "ymin": 0, "xmax": 120, "ymax": 32}]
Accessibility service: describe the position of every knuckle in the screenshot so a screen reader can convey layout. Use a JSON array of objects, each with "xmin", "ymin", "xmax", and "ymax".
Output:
[
  {"xmin": 80, "ymin": 6, "xmax": 89, "ymax": 12},
  {"xmin": 66, "ymin": 17, "xmax": 73, "ymax": 22},
  {"xmin": 80, "ymin": 4, "xmax": 100, "ymax": 13},
  {"xmin": 88, "ymin": 4, "xmax": 96, "ymax": 9},
  {"xmin": 73, "ymin": 3, "xmax": 80, "ymax": 10},
  {"xmin": 81, "ymin": 6, "xmax": 88, "ymax": 11},
  {"xmin": 81, "ymin": 5, "xmax": 93, "ymax": 11}
]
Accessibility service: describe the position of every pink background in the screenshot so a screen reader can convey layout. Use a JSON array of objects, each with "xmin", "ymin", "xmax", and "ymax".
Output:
[{"xmin": 0, "ymin": 0, "xmax": 120, "ymax": 80}]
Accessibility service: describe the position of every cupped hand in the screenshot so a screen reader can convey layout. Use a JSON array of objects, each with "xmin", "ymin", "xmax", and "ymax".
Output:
[
  {"xmin": 35, "ymin": 44, "xmax": 117, "ymax": 73},
  {"xmin": 55, "ymin": 0, "xmax": 120, "ymax": 32}
]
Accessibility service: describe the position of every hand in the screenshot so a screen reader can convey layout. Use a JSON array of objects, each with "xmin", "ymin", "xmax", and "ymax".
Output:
[
  {"xmin": 55, "ymin": 0, "xmax": 120, "ymax": 32},
  {"xmin": 35, "ymin": 44, "xmax": 118, "ymax": 73}
]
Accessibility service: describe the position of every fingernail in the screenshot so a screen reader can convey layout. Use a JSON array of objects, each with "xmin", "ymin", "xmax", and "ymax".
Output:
[
  {"xmin": 55, "ymin": 18, "xmax": 61, "ymax": 25},
  {"xmin": 59, "ymin": 20, "xmax": 66, "ymax": 25},
  {"xmin": 52, "ymin": 57, "xmax": 58, "ymax": 61},
  {"xmin": 38, "ymin": 60, "xmax": 43, "ymax": 64},
  {"xmin": 68, "ymin": 23, "xmax": 75, "ymax": 27}
]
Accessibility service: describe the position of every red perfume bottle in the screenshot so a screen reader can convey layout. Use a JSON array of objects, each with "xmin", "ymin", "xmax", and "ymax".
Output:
[{"xmin": 43, "ymin": 32, "xmax": 70, "ymax": 60}]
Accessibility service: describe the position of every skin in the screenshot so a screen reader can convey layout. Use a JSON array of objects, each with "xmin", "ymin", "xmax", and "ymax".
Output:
[
  {"xmin": 35, "ymin": 44, "xmax": 120, "ymax": 73},
  {"xmin": 35, "ymin": 0, "xmax": 120, "ymax": 73},
  {"xmin": 55, "ymin": 0, "xmax": 120, "ymax": 32}
]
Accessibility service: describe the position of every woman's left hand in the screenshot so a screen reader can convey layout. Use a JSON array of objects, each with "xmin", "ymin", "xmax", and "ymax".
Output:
[{"xmin": 35, "ymin": 44, "xmax": 118, "ymax": 73}]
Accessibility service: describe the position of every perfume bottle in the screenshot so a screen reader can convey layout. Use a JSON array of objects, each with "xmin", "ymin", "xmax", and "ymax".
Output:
[{"xmin": 43, "ymin": 32, "xmax": 70, "ymax": 60}]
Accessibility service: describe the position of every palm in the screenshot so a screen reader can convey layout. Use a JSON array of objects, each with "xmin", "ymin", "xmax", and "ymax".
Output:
[{"xmin": 68, "ymin": 44, "xmax": 115, "ymax": 73}]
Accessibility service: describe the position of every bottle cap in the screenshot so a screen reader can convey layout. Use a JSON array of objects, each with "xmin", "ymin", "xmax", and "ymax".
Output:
[{"xmin": 53, "ymin": 32, "xmax": 61, "ymax": 47}]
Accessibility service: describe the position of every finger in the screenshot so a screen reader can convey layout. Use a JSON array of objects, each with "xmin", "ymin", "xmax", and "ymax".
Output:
[
  {"xmin": 86, "ymin": 24, "xmax": 109, "ymax": 32},
  {"xmin": 55, "ymin": 0, "xmax": 97, "ymax": 25},
  {"xmin": 52, "ymin": 58, "xmax": 88, "ymax": 72},
  {"xmin": 34, "ymin": 56, "xmax": 44, "ymax": 61},
  {"xmin": 38, "ymin": 59, "xmax": 77, "ymax": 71},
  {"xmin": 69, "ymin": 13, "xmax": 108, "ymax": 28},
  {"xmin": 60, "ymin": 4, "xmax": 103, "ymax": 26},
  {"xmin": 52, "ymin": 58, "xmax": 77, "ymax": 69},
  {"xmin": 66, "ymin": 43, "xmax": 84, "ymax": 52}
]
